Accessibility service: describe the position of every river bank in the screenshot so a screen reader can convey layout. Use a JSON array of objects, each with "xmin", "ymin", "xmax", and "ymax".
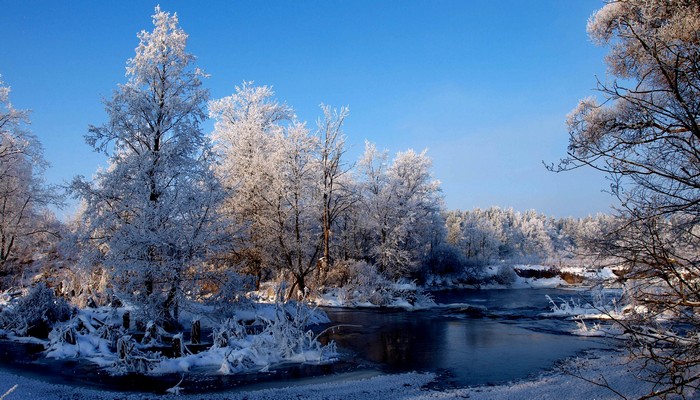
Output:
[{"xmin": 0, "ymin": 347, "xmax": 676, "ymax": 399}]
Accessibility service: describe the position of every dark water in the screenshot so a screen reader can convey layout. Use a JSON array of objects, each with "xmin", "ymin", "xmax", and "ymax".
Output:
[
  {"xmin": 0, "ymin": 288, "xmax": 614, "ymax": 393},
  {"xmin": 323, "ymin": 288, "xmax": 614, "ymax": 387},
  {"xmin": 432, "ymin": 287, "xmax": 620, "ymax": 317}
]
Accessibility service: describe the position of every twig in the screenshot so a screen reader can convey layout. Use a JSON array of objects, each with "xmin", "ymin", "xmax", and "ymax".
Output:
[{"xmin": 0, "ymin": 384, "xmax": 18, "ymax": 400}]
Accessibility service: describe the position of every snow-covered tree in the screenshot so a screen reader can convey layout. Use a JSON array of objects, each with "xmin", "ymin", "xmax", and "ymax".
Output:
[
  {"xmin": 71, "ymin": 7, "xmax": 223, "ymax": 325},
  {"xmin": 447, "ymin": 209, "xmax": 501, "ymax": 261},
  {"xmin": 333, "ymin": 181, "xmax": 372, "ymax": 262},
  {"xmin": 444, "ymin": 207, "xmax": 600, "ymax": 268},
  {"xmin": 316, "ymin": 105, "xmax": 352, "ymax": 281},
  {"xmin": 359, "ymin": 143, "xmax": 443, "ymax": 277},
  {"xmin": 0, "ymin": 76, "xmax": 60, "ymax": 272},
  {"xmin": 209, "ymin": 83, "xmax": 293, "ymax": 289},
  {"xmin": 211, "ymin": 84, "xmax": 329, "ymax": 298},
  {"xmin": 268, "ymin": 122, "xmax": 322, "ymax": 298},
  {"xmin": 516, "ymin": 210, "xmax": 554, "ymax": 261}
]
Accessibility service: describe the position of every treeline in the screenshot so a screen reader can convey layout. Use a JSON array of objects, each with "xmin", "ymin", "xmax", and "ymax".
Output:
[
  {"xmin": 421, "ymin": 208, "xmax": 612, "ymax": 285},
  {"xmin": 445, "ymin": 208, "xmax": 613, "ymax": 265}
]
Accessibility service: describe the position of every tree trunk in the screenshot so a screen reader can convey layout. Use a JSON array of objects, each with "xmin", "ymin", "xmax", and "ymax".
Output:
[{"xmin": 322, "ymin": 193, "xmax": 331, "ymax": 284}]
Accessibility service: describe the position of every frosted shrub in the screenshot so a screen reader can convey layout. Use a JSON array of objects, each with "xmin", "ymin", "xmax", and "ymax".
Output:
[
  {"xmin": 97, "ymin": 322, "xmax": 121, "ymax": 349},
  {"xmin": 346, "ymin": 261, "xmax": 394, "ymax": 306},
  {"xmin": 349, "ymin": 261, "xmax": 384, "ymax": 289},
  {"xmin": 546, "ymin": 295, "xmax": 582, "ymax": 315},
  {"xmin": 321, "ymin": 260, "xmax": 435, "ymax": 308},
  {"xmin": 50, "ymin": 323, "xmax": 77, "ymax": 346},
  {"xmin": 0, "ymin": 283, "xmax": 72, "ymax": 337},
  {"xmin": 493, "ymin": 265, "xmax": 518, "ymax": 286},
  {"xmin": 215, "ymin": 299, "xmax": 336, "ymax": 374},
  {"xmin": 113, "ymin": 334, "xmax": 161, "ymax": 374},
  {"xmin": 412, "ymin": 286, "xmax": 435, "ymax": 306},
  {"xmin": 344, "ymin": 260, "xmax": 392, "ymax": 304},
  {"xmin": 324, "ymin": 260, "xmax": 353, "ymax": 287},
  {"xmin": 257, "ymin": 300, "xmax": 336, "ymax": 361},
  {"xmin": 461, "ymin": 258, "xmax": 488, "ymax": 285},
  {"xmin": 141, "ymin": 320, "xmax": 169, "ymax": 346},
  {"xmin": 220, "ymin": 348, "xmax": 257, "ymax": 374},
  {"xmin": 211, "ymin": 318, "xmax": 247, "ymax": 348},
  {"xmin": 368, "ymin": 287, "xmax": 393, "ymax": 306},
  {"xmin": 574, "ymin": 318, "xmax": 603, "ymax": 336},
  {"xmin": 420, "ymin": 243, "xmax": 466, "ymax": 283}
]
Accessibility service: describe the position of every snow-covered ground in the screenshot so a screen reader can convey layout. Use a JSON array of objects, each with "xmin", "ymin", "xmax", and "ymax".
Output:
[
  {"xmin": 425, "ymin": 264, "xmax": 622, "ymax": 292},
  {"xmin": 0, "ymin": 348, "xmax": 684, "ymax": 399},
  {"xmin": 503, "ymin": 264, "xmax": 620, "ymax": 288}
]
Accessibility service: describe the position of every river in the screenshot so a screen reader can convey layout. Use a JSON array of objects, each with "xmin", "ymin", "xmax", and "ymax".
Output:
[
  {"xmin": 323, "ymin": 287, "xmax": 614, "ymax": 388},
  {"xmin": 0, "ymin": 287, "xmax": 615, "ymax": 394}
]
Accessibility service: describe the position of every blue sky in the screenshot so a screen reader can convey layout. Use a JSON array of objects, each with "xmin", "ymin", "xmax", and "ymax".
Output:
[{"xmin": 0, "ymin": 1, "xmax": 613, "ymax": 219}]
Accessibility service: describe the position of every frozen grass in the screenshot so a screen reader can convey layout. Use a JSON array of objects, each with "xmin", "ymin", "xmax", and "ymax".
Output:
[
  {"xmin": 542, "ymin": 290, "xmax": 627, "ymax": 338},
  {"xmin": 310, "ymin": 260, "xmax": 437, "ymax": 309},
  {"xmin": 38, "ymin": 298, "xmax": 336, "ymax": 376},
  {"xmin": 543, "ymin": 292, "xmax": 622, "ymax": 320}
]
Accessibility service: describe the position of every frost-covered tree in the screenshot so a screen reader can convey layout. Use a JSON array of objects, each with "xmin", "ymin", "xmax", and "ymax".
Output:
[
  {"xmin": 210, "ymin": 83, "xmax": 293, "ymax": 289},
  {"xmin": 268, "ymin": 123, "xmax": 322, "ymax": 298},
  {"xmin": 211, "ymin": 84, "xmax": 328, "ymax": 298},
  {"xmin": 71, "ymin": 7, "xmax": 223, "ymax": 325},
  {"xmin": 447, "ymin": 209, "xmax": 501, "ymax": 261},
  {"xmin": 333, "ymin": 181, "xmax": 372, "ymax": 263},
  {"xmin": 516, "ymin": 210, "xmax": 554, "ymax": 261},
  {"xmin": 0, "ymin": 77, "xmax": 60, "ymax": 272},
  {"xmin": 444, "ymin": 207, "xmax": 600, "ymax": 268},
  {"xmin": 359, "ymin": 143, "xmax": 443, "ymax": 277},
  {"xmin": 554, "ymin": 0, "xmax": 700, "ymax": 395},
  {"xmin": 316, "ymin": 105, "xmax": 352, "ymax": 280}
]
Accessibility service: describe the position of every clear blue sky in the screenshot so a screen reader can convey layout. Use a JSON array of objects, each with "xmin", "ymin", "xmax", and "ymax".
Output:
[{"xmin": 0, "ymin": 1, "xmax": 613, "ymax": 219}]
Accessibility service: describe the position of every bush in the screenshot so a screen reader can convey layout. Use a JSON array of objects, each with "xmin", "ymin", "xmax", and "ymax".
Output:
[
  {"xmin": 420, "ymin": 244, "xmax": 466, "ymax": 283},
  {"xmin": 513, "ymin": 267, "xmax": 558, "ymax": 279},
  {"xmin": 462, "ymin": 257, "xmax": 488, "ymax": 284},
  {"xmin": 324, "ymin": 260, "xmax": 353, "ymax": 288},
  {"xmin": 323, "ymin": 260, "xmax": 435, "ymax": 308},
  {"xmin": 493, "ymin": 265, "xmax": 518, "ymax": 286},
  {"xmin": 0, "ymin": 283, "xmax": 73, "ymax": 337}
]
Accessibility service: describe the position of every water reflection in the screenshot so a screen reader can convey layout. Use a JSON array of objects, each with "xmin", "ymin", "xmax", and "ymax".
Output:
[{"xmin": 324, "ymin": 288, "xmax": 612, "ymax": 386}]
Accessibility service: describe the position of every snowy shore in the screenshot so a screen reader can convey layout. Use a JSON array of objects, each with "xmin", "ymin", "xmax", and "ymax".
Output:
[{"xmin": 0, "ymin": 348, "xmax": 679, "ymax": 400}]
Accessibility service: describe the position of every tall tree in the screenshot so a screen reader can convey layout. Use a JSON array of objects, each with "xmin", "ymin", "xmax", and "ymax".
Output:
[
  {"xmin": 316, "ymin": 105, "xmax": 352, "ymax": 281},
  {"xmin": 72, "ymin": 7, "xmax": 222, "ymax": 325},
  {"xmin": 269, "ymin": 122, "xmax": 322, "ymax": 298},
  {"xmin": 0, "ymin": 77, "xmax": 59, "ymax": 272},
  {"xmin": 209, "ymin": 83, "xmax": 293, "ymax": 289},
  {"xmin": 359, "ymin": 143, "xmax": 443, "ymax": 278},
  {"xmin": 554, "ymin": 0, "xmax": 700, "ymax": 396}
]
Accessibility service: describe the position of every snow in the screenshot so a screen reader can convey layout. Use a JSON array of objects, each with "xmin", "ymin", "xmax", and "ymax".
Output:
[
  {"xmin": 515, "ymin": 276, "xmax": 568, "ymax": 288},
  {"xmin": 0, "ymin": 348, "xmax": 690, "ymax": 399}
]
